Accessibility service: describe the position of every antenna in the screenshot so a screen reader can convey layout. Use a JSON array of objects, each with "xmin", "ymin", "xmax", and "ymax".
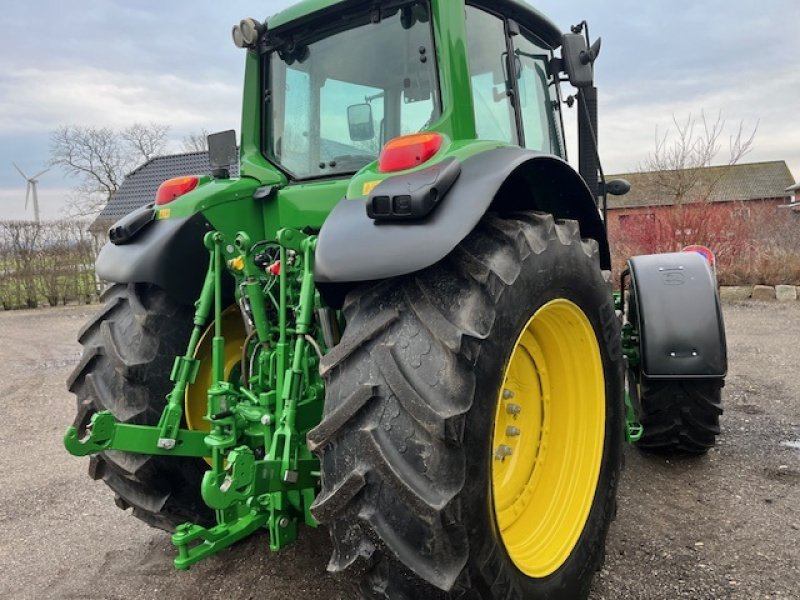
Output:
[{"xmin": 12, "ymin": 162, "xmax": 49, "ymax": 223}]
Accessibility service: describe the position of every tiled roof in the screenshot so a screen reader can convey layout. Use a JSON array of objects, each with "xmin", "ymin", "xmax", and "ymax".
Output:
[
  {"xmin": 607, "ymin": 161, "xmax": 795, "ymax": 209},
  {"xmin": 90, "ymin": 151, "xmax": 239, "ymax": 230}
]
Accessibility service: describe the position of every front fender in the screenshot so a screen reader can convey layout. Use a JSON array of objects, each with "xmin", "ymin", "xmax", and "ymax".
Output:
[
  {"xmin": 315, "ymin": 146, "xmax": 608, "ymax": 284},
  {"xmin": 628, "ymin": 252, "xmax": 727, "ymax": 379}
]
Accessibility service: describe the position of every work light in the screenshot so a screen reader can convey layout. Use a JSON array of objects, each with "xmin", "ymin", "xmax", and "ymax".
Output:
[
  {"xmin": 239, "ymin": 18, "xmax": 263, "ymax": 46},
  {"xmin": 231, "ymin": 24, "xmax": 247, "ymax": 48}
]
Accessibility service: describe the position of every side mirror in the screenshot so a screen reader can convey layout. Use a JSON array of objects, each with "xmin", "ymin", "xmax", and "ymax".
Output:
[
  {"xmin": 604, "ymin": 179, "xmax": 631, "ymax": 196},
  {"xmin": 207, "ymin": 130, "xmax": 238, "ymax": 179},
  {"xmin": 347, "ymin": 104, "xmax": 375, "ymax": 142},
  {"xmin": 561, "ymin": 33, "xmax": 601, "ymax": 88}
]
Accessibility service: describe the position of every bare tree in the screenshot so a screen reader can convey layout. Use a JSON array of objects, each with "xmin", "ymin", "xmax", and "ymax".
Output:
[
  {"xmin": 182, "ymin": 129, "xmax": 210, "ymax": 152},
  {"xmin": 607, "ymin": 111, "xmax": 760, "ymax": 286},
  {"xmin": 638, "ymin": 111, "xmax": 758, "ymax": 205},
  {"xmin": 121, "ymin": 122, "xmax": 170, "ymax": 161},
  {"xmin": 50, "ymin": 123, "xmax": 170, "ymax": 216}
]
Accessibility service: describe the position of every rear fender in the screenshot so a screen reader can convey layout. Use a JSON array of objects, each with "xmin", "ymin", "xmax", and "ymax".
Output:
[
  {"xmin": 95, "ymin": 213, "xmax": 215, "ymax": 306},
  {"xmin": 315, "ymin": 146, "xmax": 609, "ymax": 287},
  {"xmin": 627, "ymin": 252, "xmax": 727, "ymax": 379}
]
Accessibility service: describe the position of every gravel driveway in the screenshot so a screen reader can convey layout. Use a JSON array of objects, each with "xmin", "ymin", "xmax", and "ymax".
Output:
[{"xmin": 0, "ymin": 301, "xmax": 797, "ymax": 599}]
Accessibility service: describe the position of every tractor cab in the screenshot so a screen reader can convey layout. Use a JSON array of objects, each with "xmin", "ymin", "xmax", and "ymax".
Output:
[{"xmin": 232, "ymin": 1, "xmax": 596, "ymax": 186}]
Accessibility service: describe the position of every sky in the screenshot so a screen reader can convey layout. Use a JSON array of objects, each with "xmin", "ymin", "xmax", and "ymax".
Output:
[{"xmin": 0, "ymin": 0, "xmax": 798, "ymax": 220}]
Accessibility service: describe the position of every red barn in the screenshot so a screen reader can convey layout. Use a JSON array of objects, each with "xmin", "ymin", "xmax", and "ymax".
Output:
[
  {"xmin": 604, "ymin": 161, "xmax": 798, "ymax": 284},
  {"xmin": 606, "ymin": 161, "xmax": 795, "ymax": 255}
]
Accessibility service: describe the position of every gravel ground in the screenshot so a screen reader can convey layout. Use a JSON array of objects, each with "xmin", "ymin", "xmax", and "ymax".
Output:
[{"xmin": 0, "ymin": 301, "xmax": 797, "ymax": 599}]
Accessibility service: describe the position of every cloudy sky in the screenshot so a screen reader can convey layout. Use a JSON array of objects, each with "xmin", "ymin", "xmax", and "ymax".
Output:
[{"xmin": 1, "ymin": 0, "xmax": 798, "ymax": 220}]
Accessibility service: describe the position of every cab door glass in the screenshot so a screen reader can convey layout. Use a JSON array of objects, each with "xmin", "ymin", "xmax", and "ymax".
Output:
[
  {"xmin": 278, "ymin": 68, "xmax": 311, "ymax": 175},
  {"xmin": 514, "ymin": 31, "xmax": 564, "ymax": 156},
  {"xmin": 321, "ymin": 79, "xmax": 385, "ymax": 160},
  {"xmin": 465, "ymin": 6, "xmax": 518, "ymax": 145}
]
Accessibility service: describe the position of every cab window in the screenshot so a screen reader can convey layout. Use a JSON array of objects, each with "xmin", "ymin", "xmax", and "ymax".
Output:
[
  {"xmin": 465, "ymin": 6, "xmax": 518, "ymax": 145},
  {"xmin": 514, "ymin": 30, "xmax": 564, "ymax": 156}
]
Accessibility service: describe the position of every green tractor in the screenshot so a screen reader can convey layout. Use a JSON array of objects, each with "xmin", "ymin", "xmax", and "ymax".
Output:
[{"xmin": 64, "ymin": 0, "xmax": 726, "ymax": 597}]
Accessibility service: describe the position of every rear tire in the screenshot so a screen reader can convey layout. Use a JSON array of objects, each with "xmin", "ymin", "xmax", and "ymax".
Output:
[
  {"xmin": 309, "ymin": 212, "xmax": 624, "ymax": 599},
  {"xmin": 634, "ymin": 377, "xmax": 723, "ymax": 454},
  {"xmin": 67, "ymin": 283, "xmax": 212, "ymax": 530}
]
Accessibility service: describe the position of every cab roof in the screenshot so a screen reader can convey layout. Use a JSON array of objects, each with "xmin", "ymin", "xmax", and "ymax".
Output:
[{"xmin": 267, "ymin": 0, "xmax": 563, "ymax": 48}]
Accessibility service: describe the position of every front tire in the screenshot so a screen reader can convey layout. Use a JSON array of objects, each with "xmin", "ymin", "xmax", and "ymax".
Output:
[
  {"xmin": 309, "ymin": 213, "xmax": 624, "ymax": 599},
  {"xmin": 633, "ymin": 377, "xmax": 723, "ymax": 454}
]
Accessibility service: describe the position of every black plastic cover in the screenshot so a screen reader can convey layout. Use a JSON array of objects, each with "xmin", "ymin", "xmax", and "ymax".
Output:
[
  {"xmin": 316, "ymin": 146, "xmax": 606, "ymax": 284},
  {"xmin": 96, "ymin": 213, "xmax": 214, "ymax": 306},
  {"xmin": 108, "ymin": 203, "xmax": 155, "ymax": 245},
  {"xmin": 367, "ymin": 157, "xmax": 461, "ymax": 221},
  {"xmin": 628, "ymin": 252, "xmax": 727, "ymax": 379}
]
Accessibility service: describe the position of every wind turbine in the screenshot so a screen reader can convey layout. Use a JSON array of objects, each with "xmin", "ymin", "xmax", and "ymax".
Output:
[{"xmin": 12, "ymin": 162, "xmax": 50, "ymax": 223}]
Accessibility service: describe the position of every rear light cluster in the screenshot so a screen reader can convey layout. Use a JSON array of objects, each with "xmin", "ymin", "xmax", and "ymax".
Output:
[
  {"xmin": 156, "ymin": 176, "xmax": 199, "ymax": 205},
  {"xmin": 378, "ymin": 133, "xmax": 443, "ymax": 173}
]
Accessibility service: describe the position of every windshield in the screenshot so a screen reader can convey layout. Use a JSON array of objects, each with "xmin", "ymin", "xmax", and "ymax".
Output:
[{"xmin": 266, "ymin": 1, "xmax": 440, "ymax": 179}]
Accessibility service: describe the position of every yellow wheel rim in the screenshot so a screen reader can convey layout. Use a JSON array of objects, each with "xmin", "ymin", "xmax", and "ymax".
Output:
[
  {"xmin": 185, "ymin": 306, "xmax": 247, "ymax": 437},
  {"xmin": 491, "ymin": 299, "xmax": 605, "ymax": 578}
]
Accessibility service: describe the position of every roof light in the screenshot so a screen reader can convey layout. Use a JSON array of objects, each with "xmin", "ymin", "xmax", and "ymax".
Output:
[
  {"xmin": 232, "ymin": 25, "xmax": 247, "ymax": 48},
  {"xmin": 156, "ymin": 176, "xmax": 199, "ymax": 206},
  {"xmin": 232, "ymin": 18, "xmax": 264, "ymax": 49},
  {"xmin": 378, "ymin": 133, "xmax": 443, "ymax": 173},
  {"xmin": 239, "ymin": 18, "xmax": 264, "ymax": 46}
]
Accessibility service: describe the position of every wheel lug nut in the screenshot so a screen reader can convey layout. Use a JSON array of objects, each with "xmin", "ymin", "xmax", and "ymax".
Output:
[
  {"xmin": 506, "ymin": 426, "xmax": 520, "ymax": 436},
  {"xmin": 494, "ymin": 444, "xmax": 513, "ymax": 460},
  {"xmin": 502, "ymin": 389, "xmax": 514, "ymax": 400},
  {"xmin": 506, "ymin": 403, "xmax": 521, "ymax": 415}
]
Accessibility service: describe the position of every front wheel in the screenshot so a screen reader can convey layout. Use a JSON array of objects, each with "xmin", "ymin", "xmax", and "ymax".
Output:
[
  {"xmin": 309, "ymin": 212, "xmax": 624, "ymax": 599},
  {"xmin": 633, "ymin": 377, "xmax": 723, "ymax": 454}
]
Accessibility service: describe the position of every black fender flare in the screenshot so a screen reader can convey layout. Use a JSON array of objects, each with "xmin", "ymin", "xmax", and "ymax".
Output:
[
  {"xmin": 314, "ymin": 146, "xmax": 610, "ymax": 286},
  {"xmin": 95, "ymin": 212, "xmax": 215, "ymax": 306},
  {"xmin": 628, "ymin": 252, "xmax": 727, "ymax": 379}
]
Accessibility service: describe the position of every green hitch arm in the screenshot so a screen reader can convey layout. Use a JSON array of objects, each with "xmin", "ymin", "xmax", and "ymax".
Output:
[
  {"xmin": 284, "ymin": 236, "xmax": 318, "ymax": 433},
  {"xmin": 64, "ymin": 411, "xmax": 209, "ymax": 458},
  {"xmin": 270, "ymin": 230, "xmax": 317, "ymax": 480},
  {"xmin": 155, "ymin": 232, "xmax": 220, "ymax": 449}
]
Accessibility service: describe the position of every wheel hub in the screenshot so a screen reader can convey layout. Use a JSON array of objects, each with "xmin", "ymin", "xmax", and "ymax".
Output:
[{"xmin": 491, "ymin": 299, "xmax": 605, "ymax": 578}]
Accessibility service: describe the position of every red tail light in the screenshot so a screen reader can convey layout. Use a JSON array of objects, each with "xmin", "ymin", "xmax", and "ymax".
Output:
[
  {"xmin": 156, "ymin": 176, "xmax": 199, "ymax": 205},
  {"xmin": 378, "ymin": 133, "xmax": 443, "ymax": 173}
]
